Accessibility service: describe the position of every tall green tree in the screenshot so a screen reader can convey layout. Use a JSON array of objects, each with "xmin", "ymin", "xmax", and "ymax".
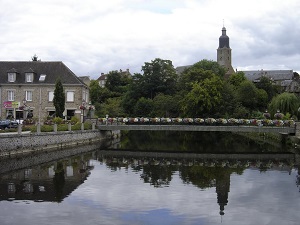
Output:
[
  {"xmin": 254, "ymin": 76, "xmax": 277, "ymax": 102},
  {"xmin": 53, "ymin": 78, "xmax": 65, "ymax": 118},
  {"xmin": 152, "ymin": 93, "xmax": 181, "ymax": 117},
  {"xmin": 181, "ymin": 73, "xmax": 224, "ymax": 117},
  {"xmin": 105, "ymin": 70, "xmax": 131, "ymax": 96},
  {"xmin": 89, "ymin": 80, "xmax": 102, "ymax": 104},
  {"xmin": 190, "ymin": 59, "xmax": 226, "ymax": 78},
  {"xmin": 228, "ymin": 71, "xmax": 247, "ymax": 87},
  {"xmin": 141, "ymin": 58, "xmax": 178, "ymax": 98},
  {"xmin": 236, "ymin": 80, "xmax": 259, "ymax": 110}
]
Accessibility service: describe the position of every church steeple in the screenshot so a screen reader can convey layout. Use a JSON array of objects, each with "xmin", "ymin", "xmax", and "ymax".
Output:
[
  {"xmin": 219, "ymin": 27, "xmax": 230, "ymax": 48},
  {"xmin": 217, "ymin": 26, "xmax": 235, "ymax": 77}
]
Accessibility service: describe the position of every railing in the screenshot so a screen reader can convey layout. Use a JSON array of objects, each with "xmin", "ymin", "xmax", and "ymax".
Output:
[{"xmin": 97, "ymin": 117, "xmax": 296, "ymax": 134}]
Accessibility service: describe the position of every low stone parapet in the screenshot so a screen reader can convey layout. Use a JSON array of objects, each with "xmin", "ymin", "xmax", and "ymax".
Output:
[{"xmin": 0, "ymin": 130, "xmax": 120, "ymax": 157}]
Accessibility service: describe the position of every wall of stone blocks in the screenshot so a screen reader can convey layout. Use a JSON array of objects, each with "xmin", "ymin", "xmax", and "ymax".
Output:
[{"xmin": 0, "ymin": 130, "xmax": 120, "ymax": 157}]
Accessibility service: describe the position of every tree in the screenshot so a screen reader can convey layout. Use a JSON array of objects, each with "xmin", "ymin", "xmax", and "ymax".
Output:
[
  {"xmin": 97, "ymin": 97, "xmax": 125, "ymax": 117},
  {"xmin": 213, "ymin": 82, "xmax": 237, "ymax": 118},
  {"xmin": 181, "ymin": 74, "xmax": 224, "ymax": 117},
  {"xmin": 89, "ymin": 80, "xmax": 102, "ymax": 104},
  {"xmin": 178, "ymin": 59, "xmax": 226, "ymax": 91},
  {"xmin": 254, "ymin": 76, "xmax": 277, "ymax": 101},
  {"xmin": 228, "ymin": 71, "xmax": 246, "ymax": 87},
  {"xmin": 134, "ymin": 97, "xmax": 153, "ymax": 117},
  {"xmin": 191, "ymin": 59, "xmax": 226, "ymax": 78},
  {"xmin": 152, "ymin": 93, "xmax": 180, "ymax": 117},
  {"xmin": 236, "ymin": 80, "xmax": 259, "ymax": 110},
  {"xmin": 105, "ymin": 70, "xmax": 131, "ymax": 96},
  {"xmin": 141, "ymin": 58, "xmax": 178, "ymax": 98},
  {"xmin": 268, "ymin": 92, "xmax": 300, "ymax": 118},
  {"xmin": 53, "ymin": 78, "xmax": 65, "ymax": 118}
]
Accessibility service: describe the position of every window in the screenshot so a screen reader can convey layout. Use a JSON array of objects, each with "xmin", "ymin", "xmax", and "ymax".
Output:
[
  {"xmin": 7, "ymin": 90, "xmax": 14, "ymax": 101},
  {"xmin": 39, "ymin": 74, "xmax": 46, "ymax": 82},
  {"xmin": 66, "ymin": 91, "xmax": 74, "ymax": 102},
  {"xmin": 8, "ymin": 73, "xmax": 16, "ymax": 82},
  {"xmin": 48, "ymin": 91, "xmax": 54, "ymax": 102},
  {"xmin": 26, "ymin": 73, "xmax": 33, "ymax": 82},
  {"xmin": 25, "ymin": 91, "xmax": 33, "ymax": 101}
]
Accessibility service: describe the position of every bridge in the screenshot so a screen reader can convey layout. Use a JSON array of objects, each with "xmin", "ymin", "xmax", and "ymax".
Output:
[
  {"xmin": 98, "ymin": 118, "xmax": 296, "ymax": 135},
  {"xmin": 98, "ymin": 124, "xmax": 296, "ymax": 134}
]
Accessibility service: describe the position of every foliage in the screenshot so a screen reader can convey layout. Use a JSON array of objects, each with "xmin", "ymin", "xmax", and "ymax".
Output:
[
  {"xmin": 213, "ymin": 82, "xmax": 237, "ymax": 118},
  {"xmin": 90, "ymin": 80, "xmax": 102, "ymax": 103},
  {"xmin": 70, "ymin": 116, "xmax": 79, "ymax": 125},
  {"xmin": 152, "ymin": 93, "xmax": 181, "ymax": 117},
  {"xmin": 141, "ymin": 58, "xmax": 178, "ymax": 98},
  {"xmin": 255, "ymin": 76, "xmax": 278, "ymax": 101},
  {"xmin": 53, "ymin": 116, "xmax": 63, "ymax": 124},
  {"xmin": 190, "ymin": 59, "xmax": 226, "ymax": 78},
  {"xmin": 236, "ymin": 80, "xmax": 259, "ymax": 110},
  {"xmin": 181, "ymin": 74, "xmax": 224, "ymax": 117},
  {"xmin": 228, "ymin": 71, "xmax": 246, "ymax": 87},
  {"xmin": 133, "ymin": 97, "xmax": 153, "ymax": 117},
  {"xmin": 268, "ymin": 92, "xmax": 300, "ymax": 117},
  {"xmin": 256, "ymin": 88, "xmax": 268, "ymax": 110},
  {"xmin": 53, "ymin": 78, "xmax": 65, "ymax": 118},
  {"xmin": 57, "ymin": 124, "xmax": 68, "ymax": 131},
  {"xmin": 98, "ymin": 97, "xmax": 125, "ymax": 117},
  {"xmin": 232, "ymin": 105, "xmax": 250, "ymax": 118},
  {"xmin": 105, "ymin": 70, "xmax": 131, "ymax": 95}
]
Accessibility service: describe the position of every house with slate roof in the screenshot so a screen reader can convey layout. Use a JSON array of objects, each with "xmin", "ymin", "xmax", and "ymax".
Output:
[
  {"xmin": 0, "ymin": 61, "xmax": 89, "ymax": 122},
  {"xmin": 241, "ymin": 69, "xmax": 300, "ymax": 93}
]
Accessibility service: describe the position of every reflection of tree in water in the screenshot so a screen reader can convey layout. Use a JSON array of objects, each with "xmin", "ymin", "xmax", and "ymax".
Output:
[
  {"xmin": 120, "ymin": 131, "xmax": 282, "ymax": 153},
  {"xmin": 53, "ymin": 162, "xmax": 65, "ymax": 202},
  {"xmin": 140, "ymin": 165, "xmax": 176, "ymax": 188}
]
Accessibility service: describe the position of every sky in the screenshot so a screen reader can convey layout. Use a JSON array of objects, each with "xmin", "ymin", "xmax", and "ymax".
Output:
[{"xmin": 0, "ymin": 0, "xmax": 299, "ymax": 79}]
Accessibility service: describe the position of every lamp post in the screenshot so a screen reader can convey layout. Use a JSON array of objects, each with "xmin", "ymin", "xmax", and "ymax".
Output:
[
  {"xmin": 22, "ymin": 98, "xmax": 27, "ymax": 121},
  {"xmin": 80, "ymin": 99, "xmax": 86, "ymax": 123}
]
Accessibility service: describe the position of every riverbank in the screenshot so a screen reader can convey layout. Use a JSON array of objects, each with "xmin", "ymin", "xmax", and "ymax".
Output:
[{"xmin": 0, "ymin": 129, "xmax": 120, "ymax": 158}]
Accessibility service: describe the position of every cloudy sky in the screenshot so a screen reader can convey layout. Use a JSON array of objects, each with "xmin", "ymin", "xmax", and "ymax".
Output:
[{"xmin": 0, "ymin": 0, "xmax": 299, "ymax": 79}]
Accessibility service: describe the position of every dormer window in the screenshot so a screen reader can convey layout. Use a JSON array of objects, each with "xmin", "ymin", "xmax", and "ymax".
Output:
[
  {"xmin": 39, "ymin": 74, "xmax": 46, "ymax": 82},
  {"xmin": 26, "ymin": 73, "xmax": 34, "ymax": 82},
  {"xmin": 8, "ymin": 73, "xmax": 16, "ymax": 82}
]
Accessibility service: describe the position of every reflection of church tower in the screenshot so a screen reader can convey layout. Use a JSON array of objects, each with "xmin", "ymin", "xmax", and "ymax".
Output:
[
  {"xmin": 217, "ymin": 26, "xmax": 235, "ymax": 78},
  {"xmin": 216, "ymin": 172, "xmax": 230, "ymax": 216}
]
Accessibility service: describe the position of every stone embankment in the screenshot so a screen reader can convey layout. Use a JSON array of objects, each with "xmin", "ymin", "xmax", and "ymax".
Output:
[{"xmin": 0, "ymin": 129, "xmax": 120, "ymax": 158}]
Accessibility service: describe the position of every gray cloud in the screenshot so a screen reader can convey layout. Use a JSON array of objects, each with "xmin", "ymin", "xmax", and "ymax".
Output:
[{"xmin": 0, "ymin": 0, "xmax": 299, "ymax": 79}]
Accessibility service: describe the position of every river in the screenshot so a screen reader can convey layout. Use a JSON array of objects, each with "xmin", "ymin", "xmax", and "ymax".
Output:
[{"xmin": 0, "ymin": 131, "xmax": 299, "ymax": 225}]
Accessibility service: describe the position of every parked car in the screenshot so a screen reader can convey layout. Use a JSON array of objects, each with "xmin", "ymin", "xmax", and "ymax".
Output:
[{"xmin": 0, "ymin": 120, "xmax": 19, "ymax": 130}]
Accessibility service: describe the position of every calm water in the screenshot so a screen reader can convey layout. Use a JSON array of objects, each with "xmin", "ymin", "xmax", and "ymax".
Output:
[{"xmin": 0, "ymin": 131, "xmax": 300, "ymax": 225}]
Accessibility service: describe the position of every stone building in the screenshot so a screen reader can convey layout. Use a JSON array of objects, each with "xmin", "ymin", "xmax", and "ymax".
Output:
[
  {"xmin": 217, "ymin": 26, "xmax": 235, "ymax": 78},
  {"xmin": 0, "ymin": 61, "xmax": 89, "ymax": 122},
  {"xmin": 176, "ymin": 26, "xmax": 235, "ymax": 77},
  {"xmin": 241, "ymin": 69, "xmax": 300, "ymax": 94}
]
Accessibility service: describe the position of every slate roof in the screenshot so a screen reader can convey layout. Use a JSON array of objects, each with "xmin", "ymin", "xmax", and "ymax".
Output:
[
  {"xmin": 242, "ymin": 70, "xmax": 294, "ymax": 82},
  {"xmin": 175, "ymin": 65, "xmax": 192, "ymax": 75},
  {"xmin": 0, "ymin": 61, "xmax": 86, "ymax": 86}
]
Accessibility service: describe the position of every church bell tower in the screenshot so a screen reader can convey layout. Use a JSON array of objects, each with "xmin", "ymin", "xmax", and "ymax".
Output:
[{"xmin": 217, "ymin": 26, "xmax": 235, "ymax": 77}]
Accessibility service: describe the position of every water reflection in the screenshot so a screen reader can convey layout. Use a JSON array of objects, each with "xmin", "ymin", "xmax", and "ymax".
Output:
[
  {"xmin": 0, "ymin": 149, "xmax": 298, "ymax": 208},
  {"xmin": 0, "ymin": 146, "xmax": 300, "ymax": 224},
  {"xmin": 0, "ymin": 152, "xmax": 95, "ymax": 202}
]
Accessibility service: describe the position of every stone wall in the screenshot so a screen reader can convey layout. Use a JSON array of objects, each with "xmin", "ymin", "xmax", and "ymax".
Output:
[{"xmin": 0, "ymin": 129, "xmax": 120, "ymax": 157}]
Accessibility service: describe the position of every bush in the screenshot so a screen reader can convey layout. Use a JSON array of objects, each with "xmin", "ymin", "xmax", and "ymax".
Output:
[
  {"xmin": 57, "ymin": 124, "xmax": 68, "ymax": 131},
  {"xmin": 53, "ymin": 117, "xmax": 63, "ymax": 124},
  {"xmin": 41, "ymin": 125, "xmax": 54, "ymax": 132},
  {"xmin": 70, "ymin": 116, "xmax": 79, "ymax": 124}
]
